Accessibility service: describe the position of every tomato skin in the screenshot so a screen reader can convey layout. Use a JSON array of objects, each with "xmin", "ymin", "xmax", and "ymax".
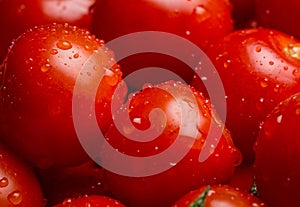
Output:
[
  {"xmin": 172, "ymin": 185, "xmax": 266, "ymax": 207},
  {"xmin": 192, "ymin": 27, "xmax": 300, "ymax": 162},
  {"xmin": 101, "ymin": 81, "xmax": 241, "ymax": 207},
  {"xmin": 0, "ymin": 23, "xmax": 124, "ymax": 169},
  {"xmin": 0, "ymin": 0, "xmax": 95, "ymax": 62},
  {"xmin": 255, "ymin": 0, "xmax": 300, "ymax": 39},
  {"xmin": 92, "ymin": 0, "xmax": 233, "ymax": 50},
  {"xmin": 254, "ymin": 93, "xmax": 300, "ymax": 207},
  {"xmin": 54, "ymin": 195, "xmax": 125, "ymax": 207},
  {"xmin": 91, "ymin": 0, "xmax": 233, "ymax": 86},
  {"xmin": 37, "ymin": 161, "xmax": 111, "ymax": 207},
  {"xmin": 0, "ymin": 143, "xmax": 45, "ymax": 207}
]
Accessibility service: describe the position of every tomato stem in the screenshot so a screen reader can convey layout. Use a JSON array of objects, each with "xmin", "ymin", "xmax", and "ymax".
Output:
[{"xmin": 189, "ymin": 185, "xmax": 210, "ymax": 207}]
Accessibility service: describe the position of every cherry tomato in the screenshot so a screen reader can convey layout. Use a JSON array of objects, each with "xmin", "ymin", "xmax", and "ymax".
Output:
[
  {"xmin": 54, "ymin": 195, "xmax": 125, "ymax": 207},
  {"xmin": 0, "ymin": 23, "xmax": 125, "ymax": 169},
  {"xmin": 101, "ymin": 81, "xmax": 241, "ymax": 207},
  {"xmin": 254, "ymin": 92, "xmax": 300, "ymax": 207},
  {"xmin": 91, "ymin": 0, "xmax": 233, "ymax": 86},
  {"xmin": 0, "ymin": 143, "xmax": 45, "ymax": 206},
  {"xmin": 0, "ymin": 0, "xmax": 96, "ymax": 62},
  {"xmin": 192, "ymin": 27, "xmax": 300, "ymax": 162},
  {"xmin": 255, "ymin": 0, "xmax": 300, "ymax": 39},
  {"xmin": 172, "ymin": 185, "xmax": 266, "ymax": 207}
]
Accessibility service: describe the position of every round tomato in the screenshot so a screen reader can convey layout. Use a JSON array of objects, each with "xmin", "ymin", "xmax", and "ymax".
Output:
[
  {"xmin": 0, "ymin": 143, "xmax": 44, "ymax": 206},
  {"xmin": 54, "ymin": 195, "xmax": 125, "ymax": 207},
  {"xmin": 192, "ymin": 27, "xmax": 300, "ymax": 162},
  {"xmin": 254, "ymin": 92, "xmax": 300, "ymax": 207},
  {"xmin": 0, "ymin": 23, "xmax": 125, "ymax": 169},
  {"xmin": 100, "ymin": 81, "xmax": 241, "ymax": 207},
  {"xmin": 0, "ymin": 0, "xmax": 96, "ymax": 62},
  {"xmin": 172, "ymin": 185, "xmax": 266, "ymax": 207}
]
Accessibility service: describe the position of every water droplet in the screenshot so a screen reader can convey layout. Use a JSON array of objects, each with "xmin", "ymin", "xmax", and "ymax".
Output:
[
  {"xmin": 284, "ymin": 66, "xmax": 289, "ymax": 70},
  {"xmin": 255, "ymin": 46, "xmax": 261, "ymax": 52},
  {"xmin": 50, "ymin": 49, "xmax": 58, "ymax": 55},
  {"xmin": 269, "ymin": 61, "xmax": 274, "ymax": 65},
  {"xmin": 186, "ymin": 30, "xmax": 191, "ymax": 36},
  {"xmin": 260, "ymin": 78, "xmax": 268, "ymax": 88},
  {"xmin": 62, "ymin": 198, "xmax": 72, "ymax": 205},
  {"xmin": 7, "ymin": 191, "xmax": 23, "ymax": 205},
  {"xmin": 0, "ymin": 177, "xmax": 9, "ymax": 187},
  {"xmin": 295, "ymin": 108, "xmax": 300, "ymax": 115},
  {"xmin": 293, "ymin": 69, "xmax": 299, "ymax": 76},
  {"xmin": 41, "ymin": 64, "xmax": 52, "ymax": 72},
  {"xmin": 73, "ymin": 53, "xmax": 79, "ymax": 59},
  {"xmin": 56, "ymin": 40, "xmax": 72, "ymax": 50}
]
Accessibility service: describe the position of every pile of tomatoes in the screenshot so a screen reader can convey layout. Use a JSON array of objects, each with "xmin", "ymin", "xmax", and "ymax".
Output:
[{"xmin": 0, "ymin": 0, "xmax": 299, "ymax": 207}]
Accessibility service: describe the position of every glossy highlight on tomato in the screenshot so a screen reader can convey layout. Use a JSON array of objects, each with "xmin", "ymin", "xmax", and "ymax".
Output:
[
  {"xmin": 192, "ymin": 27, "xmax": 300, "ymax": 162},
  {"xmin": 0, "ymin": 23, "xmax": 125, "ymax": 169},
  {"xmin": 255, "ymin": 92, "xmax": 300, "ymax": 207},
  {"xmin": 101, "ymin": 81, "xmax": 241, "ymax": 207}
]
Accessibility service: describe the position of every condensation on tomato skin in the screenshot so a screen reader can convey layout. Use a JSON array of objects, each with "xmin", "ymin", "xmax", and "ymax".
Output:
[
  {"xmin": 0, "ymin": 177, "xmax": 9, "ymax": 187},
  {"xmin": 56, "ymin": 40, "xmax": 73, "ymax": 50},
  {"xmin": 7, "ymin": 190, "xmax": 23, "ymax": 205}
]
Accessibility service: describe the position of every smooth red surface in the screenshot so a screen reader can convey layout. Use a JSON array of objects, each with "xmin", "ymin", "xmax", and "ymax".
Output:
[
  {"xmin": 255, "ymin": 93, "xmax": 300, "ymax": 207},
  {"xmin": 0, "ymin": 23, "xmax": 124, "ymax": 169},
  {"xmin": 0, "ymin": 144, "xmax": 44, "ymax": 207},
  {"xmin": 192, "ymin": 28, "xmax": 300, "ymax": 162},
  {"xmin": 102, "ymin": 81, "xmax": 241, "ymax": 207},
  {"xmin": 0, "ymin": 0, "xmax": 95, "ymax": 62}
]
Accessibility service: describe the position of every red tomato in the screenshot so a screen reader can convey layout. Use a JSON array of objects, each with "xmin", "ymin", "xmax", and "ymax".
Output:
[
  {"xmin": 37, "ymin": 161, "xmax": 110, "ymax": 207},
  {"xmin": 192, "ymin": 27, "xmax": 300, "ymax": 162},
  {"xmin": 54, "ymin": 195, "xmax": 125, "ymax": 207},
  {"xmin": 0, "ymin": 143, "xmax": 44, "ymax": 206},
  {"xmin": 172, "ymin": 185, "xmax": 266, "ymax": 207},
  {"xmin": 91, "ymin": 0, "xmax": 233, "ymax": 86},
  {"xmin": 0, "ymin": 0, "xmax": 96, "ymax": 62},
  {"xmin": 0, "ymin": 23, "xmax": 125, "ymax": 169},
  {"xmin": 254, "ymin": 92, "xmax": 300, "ymax": 207},
  {"xmin": 101, "ymin": 81, "xmax": 241, "ymax": 207},
  {"xmin": 255, "ymin": 0, "xmax": 300, "ymax": 39}
]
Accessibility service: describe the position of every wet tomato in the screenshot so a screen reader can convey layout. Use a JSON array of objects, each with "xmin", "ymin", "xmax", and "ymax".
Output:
[
  {"xmin": 101, "ymin": 81, "xmax": 241, "ymax": 207},
  {"xmin": 192, "ymin": 27, "xmax": 300, "ymax": 162},
  {"xmin": 0, "ymin": 0, "xmax": 96, "ymax": 62},
  {"xmin": 0, "ymin": 143, "xmax": 44, "ymax": 206},
  {"xmin": 0, "ymin": 23, "xmax": 125, "ymax": 169},
  {"xmin": 255, "ymin": 92, "xmax": 300, "ymax": 207},
  {"xmin": 172, "ymin": 185, "xmax": 266, "ymax": 207}
]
